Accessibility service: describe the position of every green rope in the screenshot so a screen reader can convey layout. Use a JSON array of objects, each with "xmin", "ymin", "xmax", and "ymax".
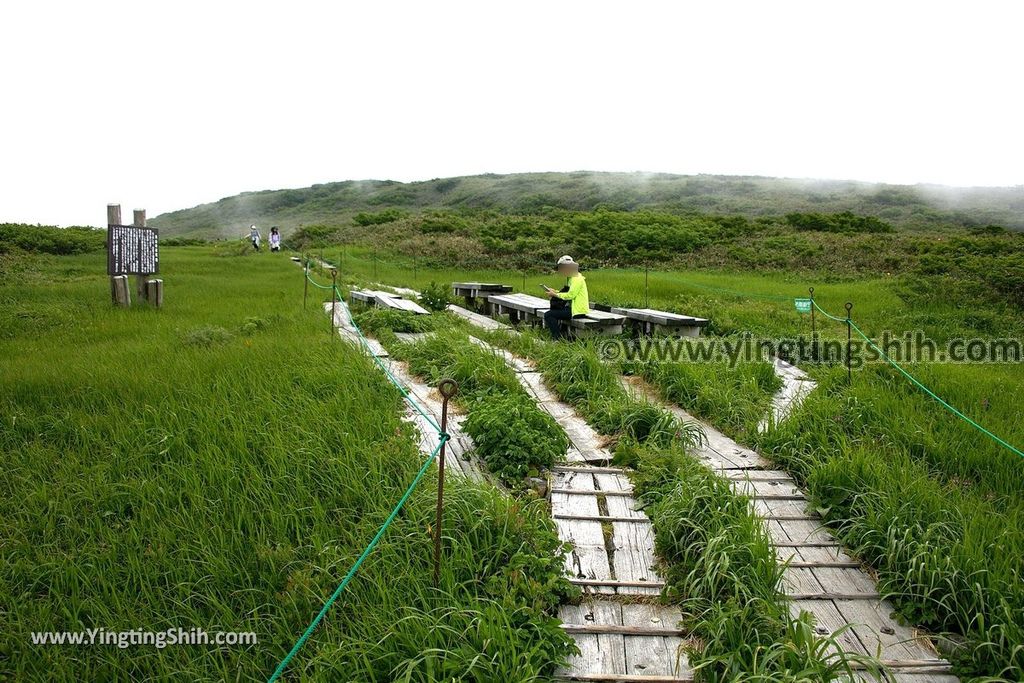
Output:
[
  {"xmin": 329, "ymin": 283, "xmax": 442, "ymax": 433},
  {"xmin": 267, "ymin": 437, "xmax": 448, "ymax": 683},
  {"xmin": 848, "ymin": 320, "xmax": 1024, "ymax": 459},
  {"xmin": 305, "ymin": 271, "xmax": 334, "ymax": 290},
  {"xmin": 811, "ymin": 299, "xmax": 850, "ymax": 323},
  {"xmin": 268, "ymin": 272, "xmax": 451, "ymax": 680}
]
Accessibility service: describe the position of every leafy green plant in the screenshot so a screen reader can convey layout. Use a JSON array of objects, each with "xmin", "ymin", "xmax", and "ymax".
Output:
[
  {"xmin": 463, "ymin": 392, "xmax": 568, "ymax": 482},
  {"xmin": 417, "ymin": 281, "xmax": 453, "ymax": 312}
]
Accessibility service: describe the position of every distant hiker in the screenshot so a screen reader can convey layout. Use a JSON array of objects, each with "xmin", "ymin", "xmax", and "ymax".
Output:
[
  {"xmin": 248, "ymin": 224, "xmax": 260, "ymax": 251},
  {"xmin": 543, "ymin": 255, "xmax": 590, "ymax": 340},
  {"xmin": 269, "ymin": 227, "xmax": 281, "ymax": 252}
]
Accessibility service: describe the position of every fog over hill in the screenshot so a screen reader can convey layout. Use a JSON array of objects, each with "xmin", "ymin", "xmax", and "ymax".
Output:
[{"xmin": 150, "ymin": 172, "xmax": 1024, "ymax": 239}]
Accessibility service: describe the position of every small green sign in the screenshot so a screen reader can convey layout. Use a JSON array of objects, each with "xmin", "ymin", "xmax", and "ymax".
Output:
[{"xmin": 794, "ymin": 298, "xmax": 812, "ymax": 313}]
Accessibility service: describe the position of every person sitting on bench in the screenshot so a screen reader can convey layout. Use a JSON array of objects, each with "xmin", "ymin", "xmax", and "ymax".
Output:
[{"xmin": 543, "ymin": 255, "xmax": 590, "ymax": 340}]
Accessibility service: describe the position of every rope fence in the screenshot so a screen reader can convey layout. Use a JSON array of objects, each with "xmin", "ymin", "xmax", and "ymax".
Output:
[
  {"xmin": 806, "ymin": 298, "xmax": 1023, "ymax": 460},
  {"xmin": 268, "ymin": 267, "xmax": 449, "ymax": 682}
]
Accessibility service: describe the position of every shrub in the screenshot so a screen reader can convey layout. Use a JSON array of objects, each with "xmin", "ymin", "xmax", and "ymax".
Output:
[
  {"xmin": 463, "ymin": 392, "xmax": 568, "ymax": 482},
  {"xmin": 0, "ymin": 224, "xmax": 105, "ymax": 255},
  {"xmin": 353, "ymin": 209, "xmax": 407, "ymax": 226},
  {"xmin": 182, "ymin": 326, "xmax": 233, "ymax": 347},
  {"xmin": 417, "ymin": 281, "xmax": 452, "ymax": 312}
]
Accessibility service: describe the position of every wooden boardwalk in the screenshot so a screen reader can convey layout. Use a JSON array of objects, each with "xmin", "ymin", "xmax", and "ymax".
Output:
[
  {"xmin": 458, "ymin": 315, "xmax": 957, "ymax": 681},
  {"xmin": 326, "ymin": 301, "xmax": 485, "ymax": 482},
  {"xmin": 620, "ymin": 374, "xmax": 958, "ymax": 682},
  {"xmin": 471, "ymin": 336, "xmax": 692, "ymax": 681}
]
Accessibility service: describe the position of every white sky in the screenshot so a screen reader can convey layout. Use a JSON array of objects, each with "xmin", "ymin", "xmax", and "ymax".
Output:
[{"xmin": 1, "ymin": 1, "xmax": 1021, "ymax": 226}]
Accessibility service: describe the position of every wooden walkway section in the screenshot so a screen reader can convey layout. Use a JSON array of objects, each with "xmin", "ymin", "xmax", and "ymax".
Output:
[
  {"xmin": 620, "ymin": 374, "xmax": 957, "ymax": 682},
  {"xmin": 470, "ymin": 336, "xmax": 692, "ymax": 681},
  {"xmin": 325, "ymin": 301, "xmax": 485, "ymax": 482},
  {"xmin": 757, "ymin": 357, "xmax": 817, "ymax": 432},
  {"xmin": 457, "ymin": 312, "xmax": 956, "ymax": 681}
]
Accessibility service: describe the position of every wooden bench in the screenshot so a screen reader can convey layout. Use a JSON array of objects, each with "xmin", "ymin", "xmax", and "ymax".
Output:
[
  {"xmin": 487, "ymin": 293, "xmax": 548, "ymax": 324},
  {"xmin": 349, "ymin": 289, "xmax": 430, "ymax": 315},
  {"xmin": 487, "ymin": 293, "xmax": 625, "ymax": 336},
  {"xmin": 610, "ymin": 307, "xmax": 708, "ymax": 337},
  {"xmin": 451, "ymin": 282, "xmax": 513, "ymax": 311}
]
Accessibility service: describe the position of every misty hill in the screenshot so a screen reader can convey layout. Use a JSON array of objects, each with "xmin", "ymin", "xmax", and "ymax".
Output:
[{"xmin": 151, "ymin": 172, "xmax": 1024, "ymax": 239}]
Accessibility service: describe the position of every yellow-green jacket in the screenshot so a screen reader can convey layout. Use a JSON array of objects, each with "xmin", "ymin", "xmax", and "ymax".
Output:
[{"xmin": 558, "ymin": 274, "xmax": 590, "ymax": 316}]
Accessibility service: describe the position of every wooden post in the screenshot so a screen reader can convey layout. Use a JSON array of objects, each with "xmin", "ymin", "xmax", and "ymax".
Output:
[
  {"xmin": 107, "ymin": 205, "xmax": 131, "ymax": 307},
  {"xmin": 134, "ymin": 209, "xmax": 148, "ymax": 301},
  {"xmin": 112, "ymin": 274, "xmax": 131, "ymax": 306},
  {"xmin": 146, "ymin": 279, "xmax": 164, "ymax": 307}
]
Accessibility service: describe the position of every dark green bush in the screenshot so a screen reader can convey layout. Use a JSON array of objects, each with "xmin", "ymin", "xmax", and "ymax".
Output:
[
  {"xmin": 463, "ymin": 392, "xmax": 568, "ymax": 482},
  {"xmin": 354, "ymin": 209, "xmax": 407, "ymax": 226},
  {"xmin": 0, "ymin": 224, "xmax": 105, "ymax": 255}
]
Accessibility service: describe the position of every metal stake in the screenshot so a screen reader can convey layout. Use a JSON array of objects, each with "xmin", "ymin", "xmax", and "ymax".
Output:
[
  {"xmin": 303, "ymin": 258, "xmax": 309, "ymax": 310},
  {"xmin": 809, "ymin": 286, "xmax": 816, "ymax": 362},
  {"xmin": 434, "ymin": 378, "xmax": 459, "ymax": 588},
  {"xmin": 845, "ymin": 302, "xmax": 853, "ymax": 383},
  {"xmin": 330, "ymin": 268, "xmax": 338, "ymax": 336},
  {"xmin": 645, "ymin": 265, "xmax": 650, "ymax": 308}
]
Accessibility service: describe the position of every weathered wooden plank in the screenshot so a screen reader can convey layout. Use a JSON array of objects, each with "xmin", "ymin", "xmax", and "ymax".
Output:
[
  {"xmin": 621, "ymin": 604, "xmax": 689, "ymax": 679},
  {"xmin": 783, "ymin": 567, "xmax": 825, "ymax": 595},
  {"xmin": 519, "ymin": 370, "xmax": 561, "ymax": 403},
  {"xmin": 562, "ymin": 624, "xmax": 685, "ymax": 637},
  {"xmin": 552, "ymin": 474, "xmax": 613, "ymax": 592},
  {"xmin": 570, "ymin": 579, "xmax": 666, "ymax": 589},
  {"xmin": 786, "ymin": 592, "xmax": 882, "ymax": 600},
  {"xmin": 555, "ymin": 465, "xmax": 628, "ymax": 474},
  {"xmin": 732, "ymin": 479, "xmax": 804, "ymax": 498},
  {"xmin": 555, "ymin": 674, "xmax": 693, "ymax": 682},
  {"xmin": 611, "ymin": 520, "xmax": 661, "ymax": 595},
  {"xmin": 559, "ymin": 602, "xmax": 627, "ymax": 677},
  {"xmin": 834, "ymin": 598, "xmax": 941, "ymax": 663},
  {"xmin": 752, "ymin": 499, "xmax": 812, "ymax": 518},
  {"xmin": 810, "ymin": 567, "xmax": 879, "ymax": 595},
  {"xmin": 551, "ymin": 488, "xmax": 634, "ymax": 497},
  {"xmin": 553, "ymin": 514, "xmax": 651, "ymax": 524},
  {"xmin": 445, "ymin": 303, "xmax": 510, "ymax": 330},
  {"xmin": 790, "ymin": 599, "xmax": 868, "ymax": 655}
]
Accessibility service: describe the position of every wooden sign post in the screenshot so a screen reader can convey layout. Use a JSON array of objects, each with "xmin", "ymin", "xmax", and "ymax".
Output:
[{"xmin": 107, "ymin": 203, "xmax": 161, "ymax": 307}]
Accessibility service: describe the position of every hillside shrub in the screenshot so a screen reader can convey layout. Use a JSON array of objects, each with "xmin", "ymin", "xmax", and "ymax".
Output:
[{"xmin": 0, "ymin": 224, "xmax": 105, "ymax": 255}]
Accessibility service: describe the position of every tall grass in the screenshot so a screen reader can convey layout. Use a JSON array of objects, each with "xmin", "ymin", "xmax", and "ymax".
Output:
[
  {"xmin": 618, "ymin": 441, "xmax": 884, "ymax": 683},
  {"xmin": 623, "ymin": 352, "xmax": 781, "ymax": 441},
  {"xmin": 756, "ymin": 366, "xmax": 1024, "ymax": 680},
  {"xmin": 0, "ymin": 247, "xmax": 575, "ymax": 681},
  {"xmin": 388, "ymin": 328, "xmax": 570, "ymax": 483}
]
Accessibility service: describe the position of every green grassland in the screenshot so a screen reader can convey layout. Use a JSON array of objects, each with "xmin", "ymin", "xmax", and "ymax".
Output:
[{"xmin": 0, "ymin": 246, "xmax": 574, "ymax": 681}]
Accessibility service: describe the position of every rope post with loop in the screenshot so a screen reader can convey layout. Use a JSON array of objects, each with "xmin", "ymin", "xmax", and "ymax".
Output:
[
  {"xmin": 808, "ymin": 287, "xmax": 816, "ymax": 362},
  {"xmin": 434, "ymin": 378, "xmax": 459, "ymax": 588},
  {"xmin": 303, "ymin": 258, "xmax": 310, "ymax": 310},
  {"xmin": 845, "ymin": 302, "xmax": 853, "ymax": 383},
  {"xmin": 330, "ymin": 268, "xmax": 338, "ymax": 337}
]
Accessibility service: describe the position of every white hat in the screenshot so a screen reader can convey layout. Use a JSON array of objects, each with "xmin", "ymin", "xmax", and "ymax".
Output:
[{"xmin": 556, "ymin": 255, "xmax": 576, "ymax": 265}]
